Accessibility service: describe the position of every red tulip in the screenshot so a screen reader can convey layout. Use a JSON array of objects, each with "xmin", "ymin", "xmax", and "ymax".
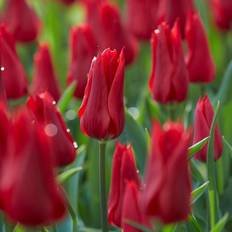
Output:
[
  {"xmin": 210, "ymin": 0, "xmax": 232, "ymax": 30},
  {"xmin": 0, "ymin": 75, "xmax": 6, "ymax": 104},
  {"xmin": 85, "ymin": 2, "xmax": 138, "ymax": 65},
  {"xmin": 0, "ymin": 25, "xmax": 28, "ymax": 99},
  {"xmin": 164, "ymin": 0, "xmax": 194, "ymax": 37},
  {"xmin": 193, "ymin": 96, "xmax": 223, "ymax": 162},
  {"xmin": 31, "ymin": 43, "xmax": 61, "ymax": 102},
  {"xmin": 149, "ymin": 22, "xmax": 189, "ymax": 104},
  {"xmin": 126, "ymin": 0, "xmax": 161, "ymax": 40},
  {"xmin": 27, "ymin": 92, "xmax": 77, "ymax": 166},
  {"xmin": 59, "ymin": 0, "xmax": 76, "ymax": 5},
  {"xmin": 67, "ymin": 24, "xmax": 97, "ymax": 98},
  {"xmin": 0, "ymin": 108, "xmax": 66, "ymax": 226},
  {"xmin": 143, "ymin": 121, "xmax": 192, "ymax": 224},
  {"xmin": 108, "ymin": 143, "xmax": 140, "ymax": 227},
  {"xmin": 122, "ymin": 182, "xmax": 150, "ymax": 232},
  {"xmin": 186, "ymin": 13, "xmax": 215, "ymax": 83},
  {"xmin": 78, "ymin": 48, "xmax": 125, "ymax": 140},
  {"xmin": 3, "ymin": 0, "xmax": 40, "ymax": 43}
]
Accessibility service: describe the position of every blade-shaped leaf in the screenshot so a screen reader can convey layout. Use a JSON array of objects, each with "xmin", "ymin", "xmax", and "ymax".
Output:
[
  {"xmin": 126, "ymin": 220, "xmax": 153, "ymax": 232},
  {"xmin": 211, "ymin": 213, "xmax": 229, "ymax": 232},
  {"xmin": 58, "ymin": 166, "xmax": 83, "ymax": 184},
  {"xmin": 13, "ymin": 225, "xmax": 25, "ymax": 232},
  {"xmin": 188, "ymin": 215, "xmax": 203, "ymax": 232},
  {"xmin": 192, "ymin": 181, "xmax": 209, "ymax": 204},
  {"xmin": 188, "ymin": 137, "xmax": 209, "ymax": 159},
  {"xmin": 223, "ymin": 136, "xmax": 232, "ymax": 158}
]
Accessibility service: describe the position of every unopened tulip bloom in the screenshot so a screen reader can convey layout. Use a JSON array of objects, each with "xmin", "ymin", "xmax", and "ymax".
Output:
[
  {"xmin": 193, "ymin": 96, "xmax": 223, "ymax": 162},
  {"xmin": 31, "ymin": 44, "xmax": 61, "ymax": 101},
  {"xmin": 78, "ymin": 48, "xmax": 125, "ymax": 140},
  {"xmin": 67, "ymin": 25, "xmax": 97, "ymax": 98},
  {"xmin": 210, "ymin": 0, "xmax": 232, "ymax": 30},
  {"xmin": 0, "ymin": 25, "xmax": 28, "ymax": 99},
  {"xmin": 59, "ymin": 0, "xmax": 75, "ymax": 5},
  {"xmin": 143, "ymin": 122, "xmax": 192, "ymax": 224},
  {"xmin": 126, "ymin": 0, "xmax": 161, "ymax": 40},
  {"xmin": 186, "ymin": 13, "xmax": 215, "ymax": 83},
  {"xmin": 149, "ymin": 22, "xmax": 189, "ymax": 104},
  {"xmin": 85, "ymin": 2, "xmax": 138, "ymax": 65},
  {"xmin": 122, "ymin": 182, "xmax": 150, "ymax": 232},
  {"xmin": 3, "ymin": 0, "xmax": 40, "ymax": 43},
  {"xmin": 108, "ymin": 143, "xmax": 140, "ymax": 227},
  {"xmin": 27, "ymin": 92, "xmax": 77, "ymax": 166},
  {"xmin": 0, "ymin": 108, "xmax": 66, "ymax": 226}
]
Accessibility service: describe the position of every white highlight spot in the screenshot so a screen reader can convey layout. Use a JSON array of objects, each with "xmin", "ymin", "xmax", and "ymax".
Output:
[
  {"xmin": 65, "ymin": 109, "xmax": 76, "ymax": 121},
  {"xmin": 52, "ymin": 101, "xmax": 56, "ymax": 105},
  {"xmin": 67, "ymin": 128, "xmax": 70, "ymax": 133},
  {"xmin": 73, "ymin": 142, "xmax": 78, "ymax": 149},
  {"xmin": 45, "ymin": 123, "xmax": 58, "ymax": 137},
  {"xmin": 0, "ymin": 66, "xmax": 5, "ymax": 71},
  {"xmin": 128, "ymin": 107, "xmax": 139, "ymax": 120}
]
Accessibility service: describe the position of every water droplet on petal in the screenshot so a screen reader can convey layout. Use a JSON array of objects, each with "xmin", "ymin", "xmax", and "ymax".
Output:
[
  {"xmin": 65, "ymin": 110, "xmax": 76, "ymax": 121},
  {"xmin": 67, "ymin": 128, "xmax": 70, "ymax": 133},
  {"xmin": 73, "ymin": 142, "xmax": 78, "ymax": 149},
  {"xmin": 52, "ymin": 101, "xmax": 56, "ymax": 105},
  {"xmin": 0, "ymin": 66, "xmax": 5, "ymax": 72},
  {"xmin": 45, "ymin": 123, "xmax": 58, "ymax": 137}
]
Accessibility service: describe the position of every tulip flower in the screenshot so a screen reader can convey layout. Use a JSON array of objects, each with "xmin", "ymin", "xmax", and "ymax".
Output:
[
  {"xmin": 210, "ymin": 0, "xmax": 232, "ymax": 30},
  {"xmin": 122, "ymin": 182, "xmax": 150, "ymax": 232},
  {"xmin": 0, "ymin": 108, "xmax": 66, "ymax": 226},
  {"xmin": 67, "ymin": 24, "xmax": 97, "ymax": 98},
  {"xmin": 31, "ymin": 43, "xmax": 61, "ymax": 102},
  {"xmin": 3, "ymin": 0, "xmax": 40, "ymax": 43},
  {"xmin": 84, "ymin": 2, "xmax": 138, "ymax": 65},
  {"xmin": 0, "ymin": 25, "xmax": 28, "ymax": 99},
  {"xmin": 108, "ymin": 143, "xmax": 140, "ymax": 227},
  {"xmin": 149, "ymin": 22, "xmax": 189, "ymax": 104},
  {"xmin": 143, "ymin": 121, "xmax": 192, "ymax": 224},
  {"xmin": 59, "ymin": 0, "xmax": 76, "ymax": 5},
  {"xmin": 126, "ymin": 0, "xmax": 161, "ymax": 40},
  {"xmin": 78, "ymin": 48, "xmax": 125, "ymax": 140},
  {"xmin": 186, "ymin": 13, "xmax": 215, "ymax": 83},
  {"xmin": 27, "ymin": 92, "xmax": 77, "ymax": 166},
  {"xmin": 193, "ymin": 96, "xmax": 223, "ymax": 162}
]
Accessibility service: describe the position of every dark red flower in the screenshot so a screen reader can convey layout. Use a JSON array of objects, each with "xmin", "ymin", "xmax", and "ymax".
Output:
[
  {"xmin": 27, "ymin": 92, "xmax": 77, "ymax": 166},
  {"xmin": 0, "ymin": 25, "xmax": 28, "ymax": 99},
  {"xmin": 31, "ymin": 43, "xmax": 61, "ymax": 102},
  {"xmin": 78, "ymin": 48, "xmax": 125, "ymax": 140},
  {"xmin": 0, "ymin": 108, "xmax": 66, "ymax": 226},
  {"xmin": 3, "ymin": 0, "xmax": 40, "ymax": 43},
  {"xmin": 59, "ymin": 0, "xmax": 76, "ymax": 5},
  {"xmin": 84, "ymin": 2, "xmax": 138, "ymax": 65},
  {"xmin": 108, "ymin": 143, "xmax": 140, "ymax": 227},
  {"xmin": 122, "ymin": 182, "xmax": 151, "ymax": 232},
  {"xmin": 149, "ymin": 22, "xmax": 189, "ymax": 104},
  {"xmin": 143, "ymin": 121, "xmax": 192, "ymax": 224},
  {"xmin": 193, "ymin": 96, "xmax": 223, "ymax": 162},
  {"xmin": 210, "ymin": 0, "xmax": 232, "ymax": 30},
  {"xmin": 67, "ymin": 24, "xmax": 97, "ymax": 98},
  {"xmin": 186, "ymin": 13, "xmax": 215, "ymax": 83}
]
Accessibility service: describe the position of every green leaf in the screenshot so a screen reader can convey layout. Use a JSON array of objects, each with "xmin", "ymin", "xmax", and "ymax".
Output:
[
  {"xmin": 58, "ymin": 81, "xmax": 77, "ymax": 113},
  {"xmin": 13, "ymin": 225, "xmax": 25, "ymax": 232},
  {"xmin": 192, "ymin": 181, "xmax": 209, "ymax": 204},
  {"xmin": 217, "ymin": 60, "xmax": 232, "ymax": 104},
  {"xmin": 223, "ymin": 136, "xmax": 232, "ymax": 158},
  {"xmin": 58, "ymin": 166, "xmax": 83, "ymax": 184},
  {"xmin": 211, "ymin": 213, "xmax": 229, "ymax": 232},
  {"xmin": 188, "ymin": 137, "xmax": 209, "ymax": 159},
  {"xmin": 188, "ymin": 215, "xmax": 203, "ymax": 232},
  {"xmin": 126, "ymin": 220, "xmax": 152, "ymax": 232}
]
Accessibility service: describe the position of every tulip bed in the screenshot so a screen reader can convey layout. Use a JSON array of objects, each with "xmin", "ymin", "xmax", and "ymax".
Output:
[{"xmin": 0, "ymin": 0, "xmax": 232, "ymax": 232}]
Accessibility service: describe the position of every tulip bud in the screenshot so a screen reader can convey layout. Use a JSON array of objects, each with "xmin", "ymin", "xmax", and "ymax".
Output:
[
  {"xmin": 85, "ymin": 2, "xmax": 138, "ymax": 65},
  {"xmin": 126, "ymin": 0, "xmax": 161, "ymax": 40},
  {"xmin": 59, "ymin": 0, "xmax": 76, "ymax": 5},
  {"xmin": 0, "ymin": 108, "xmax": 66, "ymax": 226},
  {"xmin": 27, "ymin": 92, "xmax": 77, "ymax": 166},
  {"xmin": 193, "ymin": 96, "xmax": 223, "ymax": 162},
  {"xmin": 78, "ymin": 48, "xmax": 125, "ymax": 140},
  {"xmin": 210, "ymin": 0, "xmax": 232, "ymax": 30},
  {"xmin": 3, "ymin": 0, "xmax": 40, "ymax": 43},
  {"xmin": 108, "ymin": 143, "xmax": 140, "ymax": 227},
  {"xmin": 149, "ymin": 22, "xmax": 189, "ymax": 104},
  {"xmin": 31, "ymin": 43, "xmax": 61, "ymax": 102},
  {"xmin": 122, "ymin": 182, "xmax": 150, "ymax": 232},
  {"xmin": 186, "ymin": 13, "xmax": 215, "ymax": 83},
  {"xmin": 0, "ymin": 25, "xmax": 28, "ymax": 99},
  {"xmin": 143, "ymin": 121, "xmax": 192, "ymax": 224},
  {"xmin": 67, "ymin": 25, "xmax": 97, "ymax": 98}
]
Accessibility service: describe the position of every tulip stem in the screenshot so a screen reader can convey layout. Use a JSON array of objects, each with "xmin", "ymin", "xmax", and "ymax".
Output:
[{"xmin": 99, "ymin": 141, "xmax": 108, "ymax": 232}]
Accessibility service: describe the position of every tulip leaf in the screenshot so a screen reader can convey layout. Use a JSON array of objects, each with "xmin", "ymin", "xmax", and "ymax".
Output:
[
  {"xmin": 13, "ymin": 225, "xmax": 25, "ymax": 232},
  {"xmin": 217, "ymin": 60, "xmax": 232, "ymax": 104},
  {"xmin": 211, "ymin": 213, "xmax": 229, "ymax": 232},
  {"xmin": 188, "ymin": 215, "xmax": 203, "ymax": 232},
  {"xmin": 188, "ymin": 137, "xmax": 209, "ymax": 159},
  {"xmin": 126, "ymin": 220, "xmax": 153, "ymax": 232},
  {"xmin": 58, "ymin": 81, "xmax": 77, "ymax": 113},
  {"xmin": 222, "ymin": 136, "xmax": 232, "ymax": 158},
  {"xmin": 192, "ymin": 181, "xmax": 209, "ymax": 204},
  {"xmin": 58, "ymin": 166, "xmax": 83, "ymax": 184}
]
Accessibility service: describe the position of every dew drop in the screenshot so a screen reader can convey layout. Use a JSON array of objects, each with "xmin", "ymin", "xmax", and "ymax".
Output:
[
  {"xmin": 73, "ymin": 142, "xmax": 78, "ymax": 149},
  {"xmin": 52, "ymin": 100, "xmax": 56, "ymax": 105},
  {"xmin": 45, "ymin": 123, "xmax": 58, "ymax": 137},
  {"xmin": 67, "ymin": 128, "xmax": 70, "ymax": 133},
  {"xmin": 65, "ymin": 109, "xmax": 76, "ymax": 121},
  {"xmin": 0, "ymin": 66, "xmax": 5, "ymax": 71}
]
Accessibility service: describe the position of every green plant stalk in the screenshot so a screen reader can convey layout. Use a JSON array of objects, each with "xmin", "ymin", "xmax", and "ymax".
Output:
[
  {"xmin": 207, "ymin": 101, "xmax": 220, "ymax": 229},
  {"xmin": 99, "ymin": 141, "xmax": 108, "ymax": 232},
  {"xmin": 217, "ymin": 158, "xmax": 224, "ymax": 195}
]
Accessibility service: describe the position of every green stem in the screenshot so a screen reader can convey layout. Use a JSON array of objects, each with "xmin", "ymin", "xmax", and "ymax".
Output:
[{"xmin": 99, "ymin": 141, "xmax": 108, "ymax": 232}]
